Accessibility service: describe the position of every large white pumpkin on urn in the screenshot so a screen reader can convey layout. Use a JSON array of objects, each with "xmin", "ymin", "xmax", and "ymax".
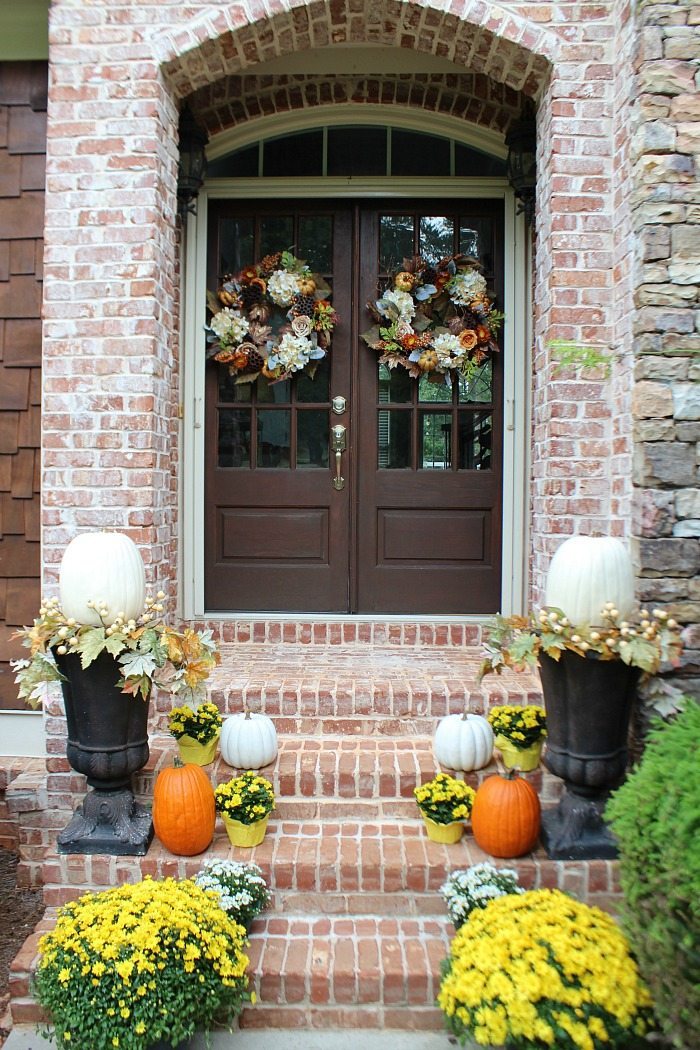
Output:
[
  {"xmin": 59, "ymin": 531, "xmax": 146, "ymax": 626},
  {"xmin": 220, "ymin": 711, "xmax": 278, "ymax": 769},
  {"xmin": 433, "ymin": 713, "xmax": 494, "ymax": 772},
  {"xmin": 545, "ymin": 535, "xmax": 635, "ymax": 626}
]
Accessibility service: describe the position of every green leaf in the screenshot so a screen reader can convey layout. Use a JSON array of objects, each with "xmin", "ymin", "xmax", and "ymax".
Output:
[
  {"xmin": 104, "ymin": 631, "xmax": 127, "ymax": 656},
  {"xmin": 507, "ymin": 632, "xmax": 541, "ymax": 668},
  {"xmin": 76, "ymin": 628, "xmax": 107, "ymax": 669},
  {"xmin": 619, "ymin": 636, "xmax": 658, "ymax": 674},
  {"xmin": 119, "ymin": 650, "xmax": 158, "ymax": 680}
]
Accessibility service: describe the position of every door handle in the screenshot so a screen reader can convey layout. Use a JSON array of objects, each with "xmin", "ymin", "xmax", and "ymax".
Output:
[{"xmin": 331, "ymin": 425, "xmax": 346, "ymax": 491}]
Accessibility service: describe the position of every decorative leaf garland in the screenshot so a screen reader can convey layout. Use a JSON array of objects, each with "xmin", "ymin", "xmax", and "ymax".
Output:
[
  {"xmin": 361, "ymin": 253, "xmax": 502, "ymax": 384},
  {"xmin": 205, "ymin": 250, "xmax": 338, "ymax": 383}
]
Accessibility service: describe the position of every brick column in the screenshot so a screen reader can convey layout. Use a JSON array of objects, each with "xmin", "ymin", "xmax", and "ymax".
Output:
[{"xmin": 41, "ymin": 4, "xmax": 181, "ymax": 596}]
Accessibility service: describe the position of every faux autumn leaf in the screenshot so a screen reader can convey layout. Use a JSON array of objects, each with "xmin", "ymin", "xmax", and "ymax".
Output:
[{"xmin": 77, "ymin": 628, "xmax": 108, "ymax": 668}]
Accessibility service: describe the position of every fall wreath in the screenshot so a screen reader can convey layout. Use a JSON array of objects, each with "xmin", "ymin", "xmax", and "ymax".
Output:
[
  {"xmin": 206, "ymin": 250, "xmax": 338, "ymax": 383},
  {"xmin": 361, "ymin": 254, "xmax": 502, "ymax": 383}
]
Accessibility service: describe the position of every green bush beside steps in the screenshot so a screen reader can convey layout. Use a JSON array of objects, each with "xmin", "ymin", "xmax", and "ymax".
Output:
[{"xmin": 607, "ymin": 702, "xmax": 700, "ymax": 1050}]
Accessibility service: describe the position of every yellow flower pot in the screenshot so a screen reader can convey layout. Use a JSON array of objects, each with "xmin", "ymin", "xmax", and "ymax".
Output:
[
  {"xmin": 177, "ymin": 731, "xmax": 220, "ymax": 766},
  {"xmin": 222, "ymin": 813, "xmax": 269, "ymax": 848},
  {"xmin": 422, "ymin": 815, "xmax": 464, "ymax": 844},
  {"xmin": 495, "ymin": 735, "xmax": 543, "ymax": 773}
]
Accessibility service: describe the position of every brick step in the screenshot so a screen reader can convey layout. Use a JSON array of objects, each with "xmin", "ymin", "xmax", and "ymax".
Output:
[
  {"xmin": 240, "ymin": 915, "xmax": 451, "ymax": 1029},
  {"xmin": 9, "ymin": 911, "xmax": 450, "ymax": 1030},
  {"xmin": 46, "ymin": 737, "xmax": 561, "ymax": 817},
  {"xmin": 39, "ymin": 817, "xmax": 620, "ymax": 910},
  {"xmin": 201, "ymin": 619, "xmax": 484, "ymax": 648},
  {"xmin": 143, "ymin": 736, "xmax": 559, "ymax": 797},
  {"xmin": 147, "ymin": 643, "xmax": 542, "ymax": 730}
]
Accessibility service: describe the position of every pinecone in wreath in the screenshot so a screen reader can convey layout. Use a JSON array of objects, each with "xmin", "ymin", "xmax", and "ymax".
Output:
[
  {"xmin": 259, "ymin": 252, "xmax": 282, "ymax": 275},
  {"xmin": 457, "ymin": 308, "xmax": 481, "ymax": 330}
]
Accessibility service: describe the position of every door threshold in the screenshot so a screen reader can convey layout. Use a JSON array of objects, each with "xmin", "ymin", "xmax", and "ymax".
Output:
[{"xmin": 202, "ymin": 612, "xmax": 489, "ymax": 623}]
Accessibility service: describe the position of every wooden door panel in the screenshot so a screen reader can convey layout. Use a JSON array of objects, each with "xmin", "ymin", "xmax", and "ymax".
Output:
[
  {"xmin": 355, "ymin": 202, "xmax": 504, "ymax": 614},
  {"xmin": 205, "ymin": 203, "xmax": 352, "ymax": 612},
  {"xmin": 379, "ymin": 509, "xmax": 490, "ymax": 562}
]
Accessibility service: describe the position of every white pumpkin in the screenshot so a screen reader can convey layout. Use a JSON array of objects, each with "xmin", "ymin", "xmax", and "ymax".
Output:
[
  {"xmin": 545, "ymin": 536, "xmax": 635, "ymax": 626},
  {"xmin": 59, "ymin": 531, "xmax": 146, "ymax": 626},
  {"xmin": 220, "ymin": 711, "xmax": 278, "ymax": 769},
  {"xmin": 433, "ymin": 713, "xmax": 494, "ymax": 772}
]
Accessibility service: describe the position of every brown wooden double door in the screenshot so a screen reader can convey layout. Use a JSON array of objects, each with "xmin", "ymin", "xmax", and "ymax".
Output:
[{"xmin": 205, "ymin": 200, "xmax": 504, "ymax": 613}]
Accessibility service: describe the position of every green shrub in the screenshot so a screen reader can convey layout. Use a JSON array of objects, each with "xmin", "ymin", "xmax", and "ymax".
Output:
[{"xmin": 606, "ymin": 702, "xmax": 700, "ymax": 1048}]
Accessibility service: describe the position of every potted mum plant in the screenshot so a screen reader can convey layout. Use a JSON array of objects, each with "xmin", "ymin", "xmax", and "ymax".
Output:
[
  {"xmin": 215, "ymin": 770, "xmax": 276, "ymax": 848},
  {"xmin": 438, "ymin": 887, "xmax": 654, "ymax": 1049},
  {"xmin": 34, "ymin": 876, "xmax": 253, "ymax": 1050},
  {"xmin": 487, "ymin": 704, "xmax": 547, "ymax": 771},
  {"xmin": 168, "ymin": 702, "xmax": 223, "ymax": 766},
  {"xmin": 12, "ymin": 531, "xmax": 220, "ymax": 856},
  {"xmin": 413, "ymin": 772, "xmax": 476, "ymax": 844},
  {"xmin": 479, "ymin": 535, "xmax": 683, "ymax": 860},
  {"xmin": 440, "ymin": 862, "xmax": 523, "ymax": 929},
  {"xmin": 194, "ymin": 858, "xmax": 270, "ymax": 930}
]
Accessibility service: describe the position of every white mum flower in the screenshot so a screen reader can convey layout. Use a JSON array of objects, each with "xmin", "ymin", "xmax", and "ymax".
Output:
[
  {"xmin": 383, "ymin": 289, "xmax": 415, "ymax": 322},
  {"xmin": 275, "ymin": 332, "xmax": 314, "ymax": 372},
  {"xmin": 210, "ymin": 308, "xmax": 250, "ymax": 344},
  {"xmin": 268, "ymin": 269, "xmax": 302, "ymax": 307},
  {"xmin": 449, "ymin": 270, "xmax": 487, "ymax": 306},
  {"xmin": 433, "ymin": 332, "xmax": 465, "ymax": 368}
]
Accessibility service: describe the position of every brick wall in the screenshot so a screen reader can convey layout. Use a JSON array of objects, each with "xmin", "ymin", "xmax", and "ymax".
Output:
[
  {"xmin": 0, "ymin": 62, "xmax": 46, "ymax": 710},
  {"xmin": 630, "ymin": 0, "xmax": 700, "ymax": 693},
  {"xmin": 35, "ymin": 0, "xmax": 698, "ymax": 765}
]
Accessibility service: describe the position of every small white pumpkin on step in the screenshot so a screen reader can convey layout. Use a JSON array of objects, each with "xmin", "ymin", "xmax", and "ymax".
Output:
[
  {"xmin": 59, "ymin": 531, "xmax": 146, "ymax": 626},
  {"xmin": 220, "ymin": 710, "xmax": 278, "ymax": 769},
  {"xmin": 545, "ymin": 535, "xmax": 635, "ymax": 626},
  {"xmin": 433, "ymin": 712, "xmax": 494, "ymax": 772}
]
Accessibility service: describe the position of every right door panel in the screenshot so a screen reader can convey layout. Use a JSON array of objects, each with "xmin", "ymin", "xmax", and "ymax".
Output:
[{"xmin": 355, "ymin": 202, "xmax": 504, "ymax": 614}]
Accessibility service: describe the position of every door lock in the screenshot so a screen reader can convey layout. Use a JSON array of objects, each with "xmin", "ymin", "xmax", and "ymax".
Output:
[
  {"xmin": 332, "ymin": 395, "xmax": 346, "ymax": 415},
  {"xmin": 331, "ymin": 424, "xmax": 346, "ymax": 490}
]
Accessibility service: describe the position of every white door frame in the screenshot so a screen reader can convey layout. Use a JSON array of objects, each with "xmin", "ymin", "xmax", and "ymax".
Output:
[{"xmin": 179, "ymin": 114, "xmax": 531, "ymax": 620}]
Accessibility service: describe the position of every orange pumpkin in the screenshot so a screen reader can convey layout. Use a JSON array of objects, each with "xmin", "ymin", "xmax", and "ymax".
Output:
[
  {"xmin": 471, "ymin": 770, "xmax": 541, "ymax": 858},
  {"xmin": 153, "ymin": 758, "xmax": 216, "ymax": 856}
]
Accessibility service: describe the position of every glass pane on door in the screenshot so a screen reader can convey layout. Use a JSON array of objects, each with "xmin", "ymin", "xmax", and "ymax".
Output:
[{"xmin": 214, "ymin": 212, "xmax": 337, "ymax": 472}]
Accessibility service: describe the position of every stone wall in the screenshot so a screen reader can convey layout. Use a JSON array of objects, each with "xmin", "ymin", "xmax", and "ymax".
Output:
[{"xmin": 631, "ymin": 0, "xmax": 700, "ymax": 694}]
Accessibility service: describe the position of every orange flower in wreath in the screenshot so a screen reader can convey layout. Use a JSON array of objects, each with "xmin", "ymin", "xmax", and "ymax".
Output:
[
  {"xmin": 400, "ymin": 332, "xmax": 423, "ymax": 352},
  {"xmin": 475, "ymin": 323, "xmax": 492, "ymax": 345},
  {"xmin": 459, "ymin": 329, "xmax": 478, "ymax": 352},
  {"xmin": 239, "ymin": 267, "xmax": 258, "ymax": 284}
]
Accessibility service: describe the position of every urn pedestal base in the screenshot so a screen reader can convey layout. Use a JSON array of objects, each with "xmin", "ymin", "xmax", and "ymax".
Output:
[
  {"xmin": 540, "ymin": 791, "xmax": 618, "ymax": 860},
  {"xmin": 57, "ymin": 787, "xmax": 154, "ymax": 856}
]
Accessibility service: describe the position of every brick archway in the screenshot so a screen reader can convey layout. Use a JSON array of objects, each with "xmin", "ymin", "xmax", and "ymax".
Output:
[{"xmin": 153, "ymin": 1, "xmax": 559, "ymax": 102}]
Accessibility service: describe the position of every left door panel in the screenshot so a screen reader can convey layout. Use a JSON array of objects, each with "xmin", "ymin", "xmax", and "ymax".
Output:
[{"xmin": 204, "ymin": 203, "xmax": 352, "ymax": 612}]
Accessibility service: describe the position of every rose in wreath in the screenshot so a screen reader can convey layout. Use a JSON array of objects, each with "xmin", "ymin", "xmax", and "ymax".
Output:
[
  {"xmin": 205, "ymin": 250, "xmax": 339, "ymax": 383},
  {"xmin": 361, "ymin": 254, "xmax": 502, "ymax": 383}
]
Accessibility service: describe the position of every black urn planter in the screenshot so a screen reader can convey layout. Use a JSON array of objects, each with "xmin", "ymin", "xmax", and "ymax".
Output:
[
  {"xmin": 539, "ymin": 650, "xmax": 640, "ymax": 860},
  {"xmin": 53, "ymin": 648, "xmax": 154, "ymax": 855}
]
